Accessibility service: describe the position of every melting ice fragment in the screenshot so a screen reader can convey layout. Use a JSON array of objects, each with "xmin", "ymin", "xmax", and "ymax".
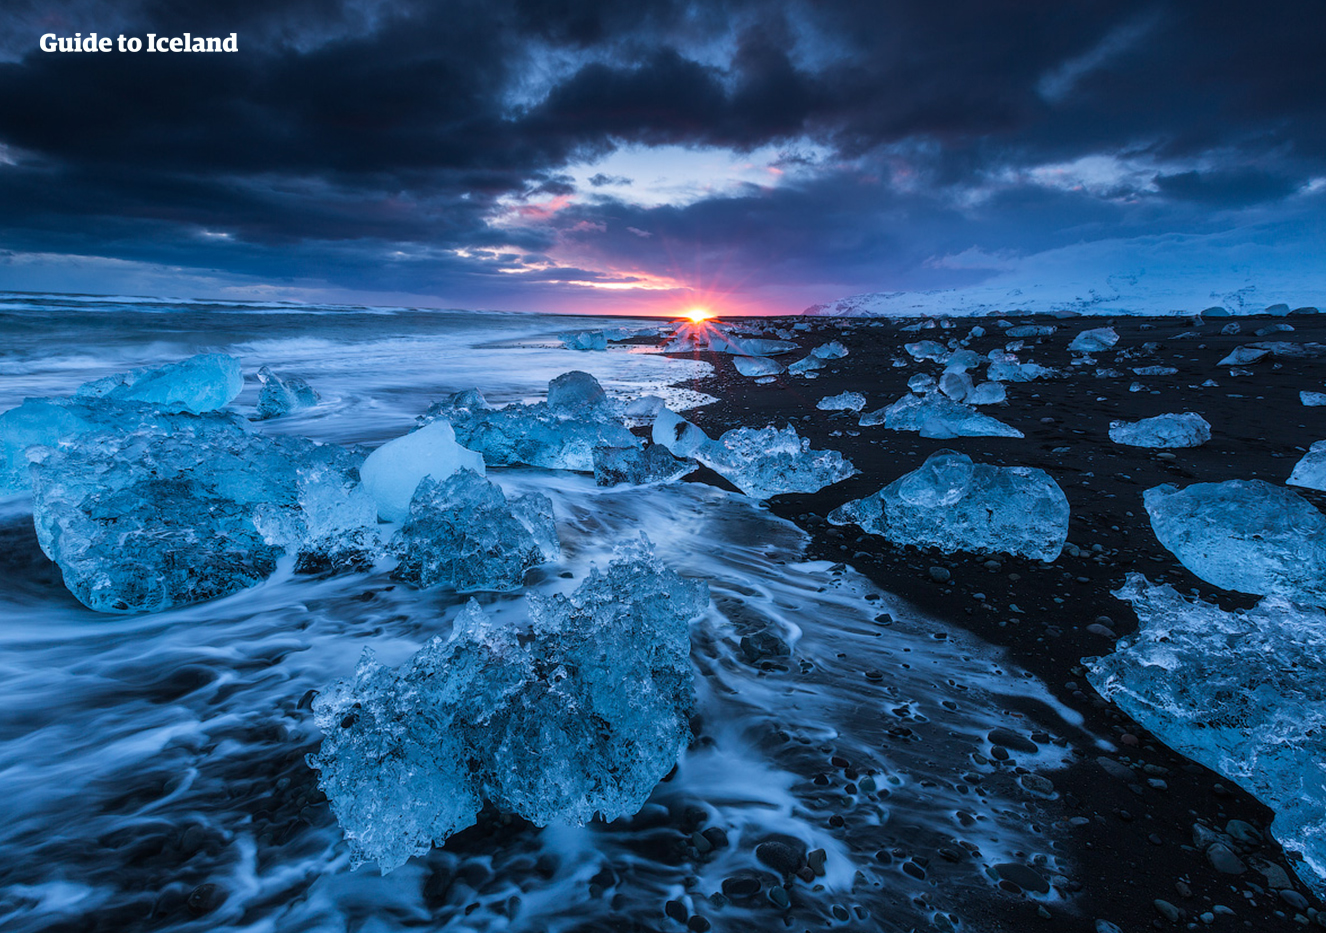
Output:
[
  {"xmin": 592, "ymin": 444, "xmax": 694, "ymax": 486},
  {"xmin": 859, "ymin": 393, "xmax": 1022, "ymax": 438},
  {"xmin": 391, "ymin": 469, "xmax": 558, "ymax": 591},
  {"xmin": 967, "ymin": 381, "xmax": 1007, "ymax": 405},
  {"xmin": 1108, "ymin": 412, "xmax": 1211, "ymax": 448},
  {"xmin": 307, "ymin": 543, "xmax": 707, "ymax": 872},
  {"xmin": 1068, "ymin": 327, "xmax": 1119, "ymax": 353},
  {"xmin": 816, "ymin": 391, "xmax": 866, "ymax": 412},
  {"xmin": 1289, "ymin": 441, "xmax": 1326, "ymax": 492},
  {"xmin": 787, "ymin": 355, "xmax": 825, "ymax": 375},
  {"xmin": 28, "ymin": 413, "xmax": 379, "ymax": 613},
  {"xmin": 809, "ymin": 340, "xmax": 849, "ymax": 359},
  {"xmin": 1086, "ymin": 575, "xmax": 1326, "ymax": 896},
  {"xmin": 360, "ymin": 420, "xmax": 485, "ymax": 523},
  {"xmin": 1302, "ymin": 392, "xmax": 1326, "ymax": 407},
  {"xmin": 651, "ymin": 410, "xmax": 855, "ymax": 498},
  {"xmin": 829, "ymin": 450, "xmax": 1068, "ymax": 561},
  {"xmin": 1144, "ymin": 480, "xmax": 1326, "ymax": 606},
  {"xmin": 560, "ymin": 330, "xmax": 608, "ymax": 351},
  {"xmin": 74, "ymin": 353, "xmax": 243, "ymax": 413},
  {"xmin": 420, "ymin": 373, "xmax": 640, "ymax": 472},
  {"xmin": 732, "ymin": 356, "xmax": 783, "ymax": 377},
  {"xmin": 255, "ymin": 365, "xmax": 320, "ymax": 420}
]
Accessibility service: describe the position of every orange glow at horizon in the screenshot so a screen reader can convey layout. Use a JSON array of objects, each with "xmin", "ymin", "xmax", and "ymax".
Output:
[{"xmin": 685, "ymin": 307, "xmax": 713, "ymax": 322}]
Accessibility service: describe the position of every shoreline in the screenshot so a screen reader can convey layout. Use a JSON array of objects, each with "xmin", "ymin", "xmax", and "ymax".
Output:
[{"xmin": 673, "ymin": 311, "xmax": 1326, "ymax": 931}]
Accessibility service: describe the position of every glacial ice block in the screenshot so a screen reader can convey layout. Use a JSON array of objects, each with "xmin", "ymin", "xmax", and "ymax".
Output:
[
  {"xmin": 817, "ymin": 391, "xmax": 866, "ymax": 412},
  {"xmin": 592, "ymin": 444, "xmax": 694, "ymax": 486},
  {"xmin": 967, "ymin": 381, "xmax": 1007, "ymax": 405},
  {"xmin": 1068, "ymin": 327, "xmax": 1119, "ymax": 353},
  {"xmin": 392, "ymin": 469, "xmax": 558, "ymax": 591},
  {"xmin": 986, "ymin": 359, "xmax": 1056, "ymax": 382},
  {"xmin": 1108, "ymin": 412, "xmax": 1211, "ymax": 449},
  {"xmin": 560, "ymin": 330, "xmax": 608, "ymax": 351},
  {"xmin": 860, "ymin": 393, "xmax": 1023, "ymax": 439},
  {"xmin": 1144, "ymin": 481, "xmax": 1326, "ymax": 606},
  {"xmin": 74, "ymin": 353, "xmax": 243, "ymax": 413},
  {"xmin": 828, "ymin": 450, "xmax": 1068, "ymax": 561},
  {"xmin": 28, "ymin": 414, "xmax": 379, "ymax": 613},
  {"xmin": 360, "ymin": 420, "xmax": 485, "ymax": 523},
  {"xmin": 810, "ymin": 340, "xmax": 849, "ymax": 360},
  {"xmin": 1289, "ymin": 441, "xmax": 1326, "ymax": 492},
  {"xmin": 421, "ymin": 373, "xmax": 640, "ymax": 472},
  {"xmin": 732, "ymin": 356, "xmax": 783, "ymax": 377},
  {"xmin": 787, "ymin": 355, "xmax": 825, "ymax": 375},
  {"xmin": 652, "ymin": 410, "xmax": 855, "ymax": 499},
  {"xmin": 307, "ymin": 543, "xmax": 707, "ymax": 872},
  {"xmin": 255, "ymin": 365, "xmax": 320, "ymax": 420},
  {"xmin": 1086, "ymin": 575, "xmax": 1326, "ymax": 896}
]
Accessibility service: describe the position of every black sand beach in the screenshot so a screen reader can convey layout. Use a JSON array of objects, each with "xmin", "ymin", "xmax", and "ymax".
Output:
[{"xmin": 675, "ymin": 311, "xmax": 1326, "ymax": 932}]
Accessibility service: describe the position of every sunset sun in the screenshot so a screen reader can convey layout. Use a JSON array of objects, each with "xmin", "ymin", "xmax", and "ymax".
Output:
[{"xmin": 685, "ymin": 307, "xmax": 712, "ymax": 323}]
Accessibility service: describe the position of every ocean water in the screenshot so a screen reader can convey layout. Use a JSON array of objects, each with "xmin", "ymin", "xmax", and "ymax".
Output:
[{"xmin": 0, "ymin": 294, "xmax": 1090, "ymax": 932}]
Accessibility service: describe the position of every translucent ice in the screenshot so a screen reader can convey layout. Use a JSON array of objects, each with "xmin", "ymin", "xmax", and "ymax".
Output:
[
  {"xmin": 787, "ymin": 355, "xmax": 825, "ymax": 375},
  {"xmin": 360, "ymin": 420, "xmax": 486, "ymax": 523},
  {"xmin": 1006, "ymin": 325, "xmax": 1056, "ymax": 338},
  {"xmin": 392, "ymin": 469, "xmax": 558, "ymax": 591},
  {"xmin": 28, "ymin": 413, "xmax": 378, "ymax": 613},
  {"xmin": 1144, "ymin": 480, "xmax": 1326, "ymax": 606},
  {"xmin": 307, "ymin": 543, "xmax": 706, "ymax": 872},
  {"xmin": 810, "ymin": 340, "xmax": 849, "ymax": 360},
  {"xmin": 592, "ymin": 443, "xmax": 694, "ymax": 486},
  {"xmin": 967, "ymin": 381, "xmax": 1007, "ymax": 405},
  {"xmin": 860, "ymin": 393, "xmax": 1022, "ymax": 439},
  {"xmin": 1302, "ymin": 391, "xmax": 1326, "ymax": 407},
  {"xmin": 560, "ymin": 330, "xmax": 608, "ymax": 351},
  {"xmin": 1068, "ymin": 327, "xmax": 1119, "ymax": 353},
  {"xmin": 421, "ymin": 373, "xmax": 640, "ymax": 473},
  {"xmin": 829, "ymin": 450, "xmax": 1068, "ymax": 561},
  {"xmin": 255, "ymin": 365, "xmax": 320, "ymax": 420},
  {"xmin": 939, "ymin": 371, "xmax": 973, "ymax": 402},
  {"xmin": 817, "ymin": 391, "xmax": 866, "ymax": 412},
  {"xmin": 905, "ymin": 340, "xmax": 950, "ymax": 363},
  {"xmin": 75, "ymin": 353, "xmax": 243, "ymax": 413},
  {"xmin": 732, "ymin": 356, "xmax": 783, "ymax": 377},
  {"xmin": 652, "ymin": 410, "xmax": 855, "ymax": 499},
  {"xmin": 1086, "ymin": 575, "xmax": 1326, "ymax": 895},
  {"xmin": 1288, "ymin": 441, "xmax": 1326, "ymax": 492},
  {"xmin": 986, "ymin": 359, "xmax": 1056, "ymax": 382},
  {"xmin": 1108, "ymin": 412, "xmax": 1211, "ymax": 448}
]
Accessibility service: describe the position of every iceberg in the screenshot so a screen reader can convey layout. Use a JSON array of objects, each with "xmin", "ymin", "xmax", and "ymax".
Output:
[
  {"xmin": 1108, "ymin": 412, "xmax": 1211, "ymax": 448},
  {"xmin": 732, "ymin": 356, "xmax": 783, "ymax": 377},
  {"xmin": 392, "ymin": 469, "xmax": 558, "ymax": 591},
  {"xmin": 860, "ymin": 393, "xmax": 1023, "ymax": 438},
  {"xmin": 829, "ymin": 450, "xmax": 1068, "ymax": 561},
  {"xmin": 816, "ymin": 391, "xmax": 867, "ymax": 412},
  {"xmin": 787, "ymin": 355, "xmax": 825, "ymax": 375},
  {"xmin": 652, "ymin": 411, "xmax": 855, "ymax": 499},
  {"xmin": 592, "ymin": 443, "xmax": 694, "ymax": 486},
  {"xmin": 939, "ymin": 371, "xmax": 973, "ymax": 402},
  {"xmin": 360, "ymin": 420, "xmax": 485, "ymax": 523},
  {"xmin": 1005, "ymin": 325, "xmax": 1056, "ymax": 338},
  {"xmin": 255, "ymin": 365, "xmax": 320, "ymax": 420},
  {"xmin": 809, "ymin": 340, "xmax": 849, "ymax": 360},
  {"xmin": 967, "ymin": 381, "xmax": 1007, "ymax": 405},
  {"xmin": 1086, "ymin": 575, "xmax": 1326, "ymax": 896},
  {"xmin": 1068, "ymin": 327, "xmax": 1119, "ymax": 353},
  {"xmin": 74, "ymin": 353, "xmax": 243, "ymax": 413},
  {"xmin": 28, "ymin": 413, "xmax": 378, "ymax": 613},
  {"xmin": 1288, "ymin": 441, "xmax": 1326, "ymax": 492},
  {"xmin": 421, "ymin": 373, "xmax": 640, "ymax": 472},
  {"xmin": 904, "ymin": 340, "xmax": 950, "ymax": 363},
  {"xmin": 560, "ymin": 330, "xmax": 608, "ymax": 351},
  {"xmin": 986, "ymin": 359, "xmax": 1056, "ymax": 382},
  {"xmin": 1144, "ymin": 480, "xmax": 1326, "ymax": 606},
  {"xmin": 307, "ymin": 543, "xmax": 706, "ymax": 872}
]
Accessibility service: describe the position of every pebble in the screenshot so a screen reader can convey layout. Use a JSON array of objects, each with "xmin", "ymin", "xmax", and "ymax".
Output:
[
  {"xmin": 1206, "ymin": 842, "xmax": 1246, "ymax": 874},
  {"xmin": 928, "ymin": 566, "xmax": 951, "ymax": 583},
  {"xmin": 993, "ymin": 862, "xmax": 1050, "ymax": 894},
  {"xmin": 987, "ymin": 728, "xmax": 1038, "ymax": 754},
  {"xmin": 755, "ymin": 840, "xmax": 803, "ymax": 875},
  {"xmin": 1153, "ymin": 898, "xmax": 1183, "ymax": 923},
  {"xmin": 807, "ymin": 848, "xmax": 827, "ymax": 876},
  {"xmin": 186, "ymin": 883, "xmax": 226, "ymax": 916}
]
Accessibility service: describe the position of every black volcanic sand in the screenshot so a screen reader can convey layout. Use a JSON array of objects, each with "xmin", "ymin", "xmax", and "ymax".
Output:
[{"xmin": 669, "ymin": 311, "xmax": 1326, "ymax": 932}]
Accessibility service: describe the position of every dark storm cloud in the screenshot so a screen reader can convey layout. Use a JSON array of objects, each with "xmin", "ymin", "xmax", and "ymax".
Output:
[{"xmin": 0, "ymin": 0, "xmax": 1322, "ymax": 304}]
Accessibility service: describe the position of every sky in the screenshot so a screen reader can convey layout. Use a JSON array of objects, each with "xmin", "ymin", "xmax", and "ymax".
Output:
[{"xmin": 0, "ymin": 0, "xmax": 1322, "ymax": 316}]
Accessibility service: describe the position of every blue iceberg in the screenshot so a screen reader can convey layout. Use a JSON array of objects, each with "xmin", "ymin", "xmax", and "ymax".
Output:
[
  {"xmin": 74, "ymin": 353, "xmax": 243, "ymax": 413},
  {"xmin": 307, "ymin": 542, "xmax": 707, "ymax": 872},
  {"xmin": 421, "ymin": 372, "xmax": 640, "ymax": 472},
  {"xmin": 392, "ymin": 468, "xmax": 558, "ymax": 591},
  {"xmin": 255, "ymin": 365, "xmax": 320, "ymax": 420},
  {"xmin": 859, "ymin": 393, "xmax": 1023, "ymax": 438},
  {"xmin": 829, "ymin": 450, "xmax": 1069, "ymax": 561},
  {"xmin": 1109, "ymin": 412, "xmax": 1211, "ymax": 448},
  {"xmin": 28, "ymin": 413, "xmax": 379, "ymax": 613},
  {"xmin": 1087, "ymin": 575, "xmax": 1326, "ymax": 895}
]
